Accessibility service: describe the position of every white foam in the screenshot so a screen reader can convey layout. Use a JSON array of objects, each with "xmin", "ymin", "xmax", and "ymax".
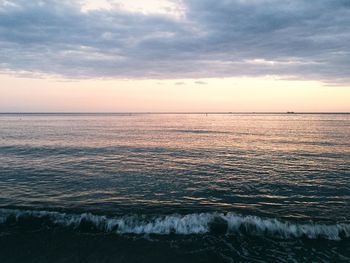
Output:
[
  {"xmin": 221, "ymin": 213, "xmax": 350, "ymax": 240},
  {"xmin": 0, "ymin": 209, "xmax": 349, "ymax": 240}
]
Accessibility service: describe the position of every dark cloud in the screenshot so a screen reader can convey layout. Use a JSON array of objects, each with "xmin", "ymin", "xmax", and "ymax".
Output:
[
  {"xmin": 0, "ymin": 0, "xmax": 350, "ymax": 84},
  {"xmin": 194, "ymin": 81, "xmax": 207, "ymax": 85}
]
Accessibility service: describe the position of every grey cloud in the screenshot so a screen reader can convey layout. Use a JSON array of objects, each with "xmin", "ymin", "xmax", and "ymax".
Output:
[
  {"xmin": 0, "ymin": 0, "xmax": 350, "ymax": 84},
  {"xmin": 194, "ymin": 81, "xmax": 207, "ymax": 85}
]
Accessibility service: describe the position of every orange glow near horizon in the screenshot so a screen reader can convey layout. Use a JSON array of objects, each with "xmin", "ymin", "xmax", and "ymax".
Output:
[{"xmin": 0, "ymin": 74, "xmax": 349, "ymax": 112}]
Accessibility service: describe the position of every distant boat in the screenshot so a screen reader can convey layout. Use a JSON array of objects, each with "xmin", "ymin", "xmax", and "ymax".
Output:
[{"xmin": 286, "ymin": 111, "xmax": 295, "ymax": 114}]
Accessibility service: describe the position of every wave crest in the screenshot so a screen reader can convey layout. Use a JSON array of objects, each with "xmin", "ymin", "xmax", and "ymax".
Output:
[{"xmin": 0, "ymin": 209, "xmax": 349, "ymax": 240}]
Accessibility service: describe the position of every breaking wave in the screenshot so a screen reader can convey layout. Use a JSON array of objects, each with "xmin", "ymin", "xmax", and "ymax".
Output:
[{"xmin": 0, "ymin": 208, "xmax": 349, "ymax": 240}]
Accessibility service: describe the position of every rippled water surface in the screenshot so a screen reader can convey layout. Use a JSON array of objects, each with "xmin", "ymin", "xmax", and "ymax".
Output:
[{"xmin": 0, "ymin": 113, "xmax": 349, "ymax": 262}]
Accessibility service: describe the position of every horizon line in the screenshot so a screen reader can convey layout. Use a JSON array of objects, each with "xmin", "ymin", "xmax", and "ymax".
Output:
[{"xmin": 0, "ymin": 112, "xmax": 349, "ymax": 115}]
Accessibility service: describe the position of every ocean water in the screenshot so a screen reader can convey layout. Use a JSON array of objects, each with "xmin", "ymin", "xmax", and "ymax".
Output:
[{"xmin": 0, "ymin": 113, "xmax": 349, "ymax": 262}]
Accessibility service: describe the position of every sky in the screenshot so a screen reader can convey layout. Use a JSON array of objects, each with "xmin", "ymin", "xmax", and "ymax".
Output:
[{"xmin": 0, "ymin": 0, "xmax": 349, "ymax": 112}]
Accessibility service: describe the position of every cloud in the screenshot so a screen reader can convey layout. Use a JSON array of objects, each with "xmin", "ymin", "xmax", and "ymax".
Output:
[
  {"xmin": 194, "ymin": 81, "xmax": 207, "ymax": 85},
  {"xmin": 0, "ymin": 0, "xmax": 350, "ymax": 84}
]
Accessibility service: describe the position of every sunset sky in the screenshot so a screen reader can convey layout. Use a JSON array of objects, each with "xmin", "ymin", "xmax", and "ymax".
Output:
[{"xmin": 0, "ymin": 0, "xmax": 349, "ymax": 112}]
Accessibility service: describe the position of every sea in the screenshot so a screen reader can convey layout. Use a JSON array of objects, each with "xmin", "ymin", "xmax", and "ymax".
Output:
[{"xmin": 0, "ymin": 113, "xmax": 349, "ymax": 262}]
